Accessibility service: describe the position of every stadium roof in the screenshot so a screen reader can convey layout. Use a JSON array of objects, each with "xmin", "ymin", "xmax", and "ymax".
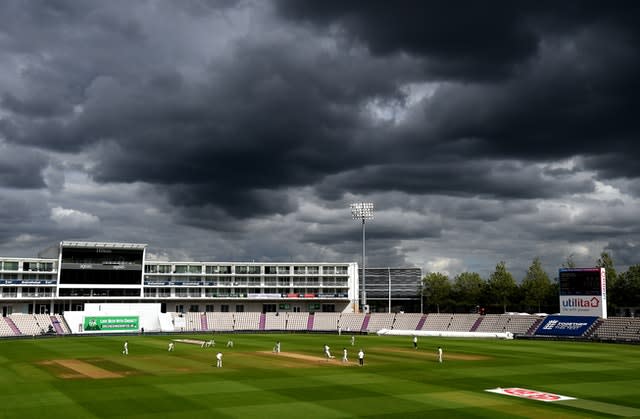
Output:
[{"xmin": 60, "ymin": 241, "xmax": 147, "ymax": 250}]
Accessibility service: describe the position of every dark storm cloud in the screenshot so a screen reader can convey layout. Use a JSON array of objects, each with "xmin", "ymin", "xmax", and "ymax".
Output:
[
  {"xmin": 275, "ymin": 0, "xmax": 640, "ymax": 164},
  {"xmin": 275, "ymin": 0, "xmax": 539, "ymax": 80},
  {"xmin": 1, "ymin": 0, "xmax": 639, "ymax": 276},
  {"xmin": 0, "ymin": 144, "xmax": 48, "ymax": 188},
  {"xmin": 317, "ymin": 161, "xmax": 594, "ymax": 200}
]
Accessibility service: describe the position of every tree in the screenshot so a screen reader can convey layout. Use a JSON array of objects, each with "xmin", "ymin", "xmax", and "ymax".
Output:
[
  {"xmin": 562, "ymin": 254, "xmax": 576, "ymax": 268},
  {"xmin": 487, "ymin": 261, "xmax": 517, "ymax": 313},
  {"xmin": 520, "ymin": 257, "xmax": 552, "ymax": 313},
  {"xmin": 613, "ymin": 265, "xmax": 640, "ymax": 314},
  {"xmin": 597, "ymin": 252, "xmax": 618, "ymax": 314},
  {"xmin": 452, "ymin": 272, "xmax": 485, "ymax": 313},
  {"xmin": 596, "ymin": 252, "xmax": 617, "ymax": 283},
  {"xmin": 422, "ymin": 272, "xmax": 451, "ymax": 313}
]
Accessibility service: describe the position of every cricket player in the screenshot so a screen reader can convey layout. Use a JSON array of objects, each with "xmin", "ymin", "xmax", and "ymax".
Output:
[
  {"xmin": 226, "ymin": 340, "xmax": 234, "ymax": 348},
  {"xmin": 437, "ymin": 347, "xmax": 443, "ymax": 363},
  {"xmin": 122, "ymin": 340, "xmax": 128, "ymax": 355},
  {"xmin": 358, "ymin": 349, "xmax": 364, "ymax": 366},
  {"xmin": 323, "ymin": 344, "xmax": 334, "ymax": 360},
  {"xmin": 351, "ymin": 335, "xmax": 355, "ymax": 346},
  {"xmin": 216, "ymin": 352, "xmax": 223, "ymax": 368},
  {"xmin": 413, "ymin": 335, "xmax": 418, "ymax": 349},
  {"xmin": 342, "ymin": 348, "xmax": 348, "ymax": 363},
  {"xmin": 273, "ymin": 341, "xmax": 281, "ymax": 354},
  {"xmin": 168, "ymin": 342, "xmax": 175, "ymax": 352}
]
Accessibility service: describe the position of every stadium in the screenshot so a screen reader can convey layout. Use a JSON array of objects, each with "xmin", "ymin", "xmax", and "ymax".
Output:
[{"xmin": 1, "ymin": 241, "xmax": 640, "ymax": 418}]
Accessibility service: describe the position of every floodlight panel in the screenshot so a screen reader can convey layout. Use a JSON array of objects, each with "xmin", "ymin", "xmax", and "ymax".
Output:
[{"xmin": 351, "ymin": 202, "xmax": 374, "ymax": 219}]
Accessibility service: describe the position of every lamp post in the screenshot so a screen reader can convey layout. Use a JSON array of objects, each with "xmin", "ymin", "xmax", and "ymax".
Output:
[{"xmin": 351, "ymin": 202, "xmax": 374, "ymax": 312}]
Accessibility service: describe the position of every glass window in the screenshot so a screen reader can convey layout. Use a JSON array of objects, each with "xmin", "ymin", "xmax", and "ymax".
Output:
[
  {"xmin": 235, "ymin": 266, "xmax": 248, "ymax": 274},
  {"xmin": 188, "ymin": 265, "xmax": 202, "ymax": 274},
  {"xmin": 278, "ymin": 277, "xmax": 290, "ymax": 286},
  {"xmin": 206, "ymin": 265, "xmax": 231, "ymax": 274},
  {"xmin": 3, "ymin": 261, "xmax": 19, "ymax": 271},
  {"xmin": 174, "ymin": 265, "xmax": 188, "ymax": 274},
  {"xmin": 277, "ymin": 266, "xmax": 290, "ymax": 274},
  {"xmin": 323, "ymin": 266, "xmax": 335, "ymax": 274},
  {"xmin": 307, "ymin": 266, "xmax": 319, "ymax": 274},
  {"xmin": 264, "ymin": 266, "xmax": 277, "ymax": 274},
  {"xmin": 294, "ymin": 266, "xmax": 306, "ymax": 275},
  {"xmin": 247, "ymin": 266, "xmax": 260, "ymax": 274}
]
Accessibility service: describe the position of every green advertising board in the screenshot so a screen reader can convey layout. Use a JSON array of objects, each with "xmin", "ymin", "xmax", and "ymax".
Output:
[{"xmin": 83, "ymin": 316, "xmax": 139, "ymax": 331}]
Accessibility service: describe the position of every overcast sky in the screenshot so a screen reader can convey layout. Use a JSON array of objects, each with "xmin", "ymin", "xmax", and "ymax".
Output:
[{"xmin": 1, "ymin": 0, "xmax": 639, "ymax": 280}]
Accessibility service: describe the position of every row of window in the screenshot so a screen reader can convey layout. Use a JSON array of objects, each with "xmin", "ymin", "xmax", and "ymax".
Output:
[
  {"xmin": 0, "ymin": 287, "xmax": 54, "ymax": 298},
  {"xmin": 0, "ymin": 287, "xmax": 347, "ymax": 299},
  {"xmin": 144, "ymin": 264, "xmax": 349, "ymax": 275},
  {"xmin": 143, "ymin": 287, "xmax": 348, "ymax": 298},
  {"xmin": 1, "ymin": 261, "xmax": 351, "ymax": 275},
  {"xmin": 0, "ymin": 261, "xmax": 55, "ymax": 272},
  {"xmin": 143, "ymin": 276, "xmax": 349, "ymax": 286}
]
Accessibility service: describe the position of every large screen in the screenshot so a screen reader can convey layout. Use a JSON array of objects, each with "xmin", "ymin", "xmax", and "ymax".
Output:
[
  {"xmin": 558, "ymin": 267, "xmax": 606, "ymax": 318},
  {"xmin": 559, "ymin": 268, "xmax": 602, "ymax": 295},
  {"xmin": 59, "ymin": 246, "xmax": 144, "ymax": 285}
]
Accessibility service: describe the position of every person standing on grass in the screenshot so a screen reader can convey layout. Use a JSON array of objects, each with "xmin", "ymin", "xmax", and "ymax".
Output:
[
  {"xmin": 358, "ymin": 349, "xmax": 364, "ymax": 366},
  {"xmin": 168, "ymin": 342, "xmax": 175, "ymax": 352},
  {"xmin": 437, "ymin": 346, "xmax": 443, "ymax": 363},
  {"xmin": 122, "ymin": 340, "xmax": 128, "ymax": 355},
  {"xmin": 413, "ymin": 335, "xmax": 418, "ymax": 349},
  {"xmin": 342, "ymin": 347, "xmax": 348, "ymax": 363},
  {"xmin": 216, "ymin": 352, "xmax": 223, "ymax": 368},
  {"xmin": 351, "ymin": 335, "xmax": 355, "ymax": 346},
  {"xmin": 273, "ymin": 341, "xmax": 281, "ymax": 354}
]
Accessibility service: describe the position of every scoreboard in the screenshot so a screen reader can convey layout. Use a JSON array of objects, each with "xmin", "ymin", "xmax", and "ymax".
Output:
[{"xmin": 558, "ymin": 268, "xmax": 607, "ymax": 318}]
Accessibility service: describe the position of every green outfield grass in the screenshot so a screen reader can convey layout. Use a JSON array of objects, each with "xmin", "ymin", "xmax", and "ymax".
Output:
[{"xmin": 1, "ymin": 333, "xmax": 639, "ymax": 418}]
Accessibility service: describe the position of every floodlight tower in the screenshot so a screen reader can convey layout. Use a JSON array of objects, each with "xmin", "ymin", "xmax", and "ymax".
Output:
[{"xmin": 351, "ymin": 202, "xmax": 374, "ymax": 312}]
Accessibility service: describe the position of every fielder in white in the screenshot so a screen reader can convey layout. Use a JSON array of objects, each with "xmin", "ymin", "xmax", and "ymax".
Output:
[
  {"xmin": 342, "ymin": 348, "xmax": 348, "ymax": 363},
  {"xmin": 168, "ymin": 342, "xmax": 175, "ymax": 352},
  {"xmin": 122, "ymin": 340, "xmax": 128, "ymax": 355},
  {"xmin": 437, "ymin": 346, "xmax": 443, "ymax": 363},
  {"xmin": 216, "ymin": 352, "xmax": 223, "ymax": 368},
  {"xmin": 323, "ymin": 344, "xmax": 334, "ymax": 360}
]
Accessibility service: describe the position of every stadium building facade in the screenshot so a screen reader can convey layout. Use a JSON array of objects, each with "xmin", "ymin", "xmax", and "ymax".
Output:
[{"xmin": 0, "ymin": 241, "xmax": 363, "ymax": 316}]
